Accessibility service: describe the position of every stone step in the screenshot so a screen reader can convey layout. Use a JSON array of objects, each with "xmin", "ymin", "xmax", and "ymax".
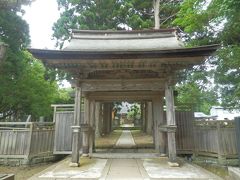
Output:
[{"xmin": 91, "ymin": 152, "xmax": 161, "ymax": 159}]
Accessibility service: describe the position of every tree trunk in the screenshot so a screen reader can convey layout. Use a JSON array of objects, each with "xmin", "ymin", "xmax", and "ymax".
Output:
[{"xmin": 153, "ymin": 0, "xmax": 160, "ymax": 29}]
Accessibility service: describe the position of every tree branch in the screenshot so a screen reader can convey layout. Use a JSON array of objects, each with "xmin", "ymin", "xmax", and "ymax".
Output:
[{"xmin": 160, "ymin": 12, "xmax": 178, "ymax": 25}]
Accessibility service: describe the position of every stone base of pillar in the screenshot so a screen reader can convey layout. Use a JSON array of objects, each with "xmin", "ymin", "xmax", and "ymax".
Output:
[
  {"xmin": 69, "ymin": 162, "xmax": 79, "ymax": 167},
  {"xmin": 160, "ymin": 153, "xmax": 167, "ymax": 157},
  {"xmin": 168, "ymin": 161, "xmax": 179, "ymax": 167},
  {"xmin": 82, "ymin": 153, "xmax": 89, "ymax": 157}
]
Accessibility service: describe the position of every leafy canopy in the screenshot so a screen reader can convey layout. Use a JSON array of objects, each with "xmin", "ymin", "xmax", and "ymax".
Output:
[
  {"xmin": 53, "ymin": 0, "xmax": 182, "ymax": 48},
  {"xmin": 0, "ymin": 5, "xmax": 70, "ymax": 121},
  {"xmin": 174, "ymin": 0, "xmax": 240, "ymax": 109}
]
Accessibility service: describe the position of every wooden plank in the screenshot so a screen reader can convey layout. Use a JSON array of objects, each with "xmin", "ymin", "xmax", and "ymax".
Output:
[
  {"xmin": 152, "ymin": 96, "xmax": 166, "ymax": 154},
  {"xmin": 26, "ymin": 124, "xmax": 33, "ymax": 157},
  {"xmin": 165, "ymin": 85, "xmax": 177, "ymax": 162}
]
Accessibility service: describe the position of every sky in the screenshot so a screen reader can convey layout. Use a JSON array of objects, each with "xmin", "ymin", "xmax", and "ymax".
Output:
[{"xmin": 22, "ymin": 0, "xmax": 60, "ymax": 49}]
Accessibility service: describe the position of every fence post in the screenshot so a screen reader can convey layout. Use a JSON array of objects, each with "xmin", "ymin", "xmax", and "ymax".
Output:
[
  {"xmin": 53, "ymin": 106, "xmax": 57, "ymax": 123},
  {"xmin": 235, "ymin": 117, "xmax": 240, "ymax": 167},
  {"xmin": 192, "ymin": 121, "xmax": 199, "ymax": 159},
  {"xmin": 216, "ymin": 122, "xmax": 226, "ymax": 165},
  {"xmin": 26, "ymin": 123, "xmax": 34, "ymax": 160}
]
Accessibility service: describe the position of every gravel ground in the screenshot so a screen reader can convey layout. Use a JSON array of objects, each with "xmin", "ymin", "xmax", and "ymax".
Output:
[{"xmin": 0, "ymin": 163, "xmax": 54, "ymax": 180}]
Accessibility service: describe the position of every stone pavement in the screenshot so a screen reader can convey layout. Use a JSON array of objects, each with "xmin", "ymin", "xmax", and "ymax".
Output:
[
  {"xmin": 29, "ymin": 157, "xmax": 222, "ymax": 180},
  {"xmin": 28, "ymin": 130, "xmax": 222, "ymax": 179},
  {"xmin": 115, "ymin": 130, "xmax": 136, "ymax": 148}
]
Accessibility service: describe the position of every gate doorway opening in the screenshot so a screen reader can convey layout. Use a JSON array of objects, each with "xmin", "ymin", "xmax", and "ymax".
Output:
[{"xmin": 94, "ymin": 101, "xmax": 155, "ymax": 154}]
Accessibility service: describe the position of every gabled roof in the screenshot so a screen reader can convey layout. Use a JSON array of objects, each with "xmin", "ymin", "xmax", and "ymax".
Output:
[
  {"xmin": 28, "ymin": 29, "xmax": 219, "ymax": 82},
  {"xmin": 64, "ymin": 29, "xmax": 184, "ymax": 51}
]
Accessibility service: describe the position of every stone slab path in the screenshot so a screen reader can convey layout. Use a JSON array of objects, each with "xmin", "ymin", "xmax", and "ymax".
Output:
[
  {"xmin": 29, "ymin": 157, "xmax": 222, "ymax": 180},
  {"xmin": 28, "ymin": 130, "xmax": 222, "ymax": 180},
  {"xmin": 101, "ymin": 159, "xmax": 148, "ymax": 180},
  {"xmin": 115, "ymin": 130, "xmax": 136, "ymax": 148}
]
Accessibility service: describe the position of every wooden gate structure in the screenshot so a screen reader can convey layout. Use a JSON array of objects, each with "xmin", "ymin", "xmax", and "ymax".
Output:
[
  {"xmin": 51, "ymin": 105, "xmax": 195, "ymax": 155},
  {"xmin": 29, "ymin": 29, "xmax": 218, "ymax": 166}
]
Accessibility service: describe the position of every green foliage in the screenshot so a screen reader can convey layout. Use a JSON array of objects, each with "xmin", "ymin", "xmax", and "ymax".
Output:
[
  {"xmin": 0, "ymin": 10, "xmax": 30, "ymax": 50},
  {"xmin": 176, "ymin": 82, "xmax": 218, "ymax": 114},
  {"xmin": 53, "ymin": 0, "xmax": 182, "ymax": 48},
  {"xmin": 0, "ymin": 50, "xmax": 59, "ymax": 119},
  {"xmin": 54, "ymin": 88, "xmax": 74, "ymax": 104},
  {"xmin": 214, "ymin": 46, "xmax": 240, "ymax": 108},
  {"xmin": 174, "ymin": 0, "xmax": 240, "ymax": 109},
  {"xmin": 127, "ymin": 103, "xmax": 141, "ymax": 120},
  {"xmin": 175, "ymin": 64, "xmax": 219, "ymax": 114},
  {"xmin": 0, "ymin": 5, "xmax": 69, "ymax": 121}
]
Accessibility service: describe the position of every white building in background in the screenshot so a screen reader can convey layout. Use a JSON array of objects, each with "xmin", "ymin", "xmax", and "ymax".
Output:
[{"xmin": 210, "ymin": 106, "xmax": 240, "ymax": 120}]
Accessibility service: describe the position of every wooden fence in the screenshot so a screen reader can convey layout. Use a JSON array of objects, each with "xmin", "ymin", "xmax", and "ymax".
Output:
[
  {"xmin": 1, "ymin": 109, "xmax": 237, "ymax": 165},
  {"xmin": 193, "ymin": 120, "xmax": 237, "ymax": 159},
  {"xmin": 0, "ymin": 122, "xmax": 54, "ymax": 159},
  {"xmin": 176, "ymin": 112, "xmax": 238, "ymax": 162},
  {"xmin": 51, "ymin": 104, "xmax": 84, "ymax": 154},
  {"xmin": 175, "ymin": 111, "xmax": 194, "ymax": 154}
]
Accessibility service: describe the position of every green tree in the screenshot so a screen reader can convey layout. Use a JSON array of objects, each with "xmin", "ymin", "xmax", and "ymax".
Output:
[
  {"xmin": 53, "ymin": 0, "xmax": 182, "ymax": 48},
  {"xmin": 127, "ymin": 103, "xmax": 141, "ymax": 120},
  {"xmin": 174, "ymin": 0, "xmax": 240, "ymax": 109},
  {"xmin": 0, "ymin": 5, "xmax": 63, "ymax": 121},
  {"xmin": 54, "ymin": 88, "xmax": 74, "ymax": 104}
]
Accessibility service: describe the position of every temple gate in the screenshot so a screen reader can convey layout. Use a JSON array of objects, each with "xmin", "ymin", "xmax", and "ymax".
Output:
[{"xmin": 30, "ymin": 29, "xmax": 218, "ymax": 166}]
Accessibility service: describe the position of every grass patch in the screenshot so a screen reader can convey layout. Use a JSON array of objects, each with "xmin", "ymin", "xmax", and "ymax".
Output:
[
  {"xmin": 131, "ymin": 130, "xmax": 154, "ymax": 148},
  {"xmin": 0, "ymin": 163, "xmax": 54, "ymax": 180},
  {"xmin": 95, "ymin": 130, "xmax": 122, "ymax": 149}
]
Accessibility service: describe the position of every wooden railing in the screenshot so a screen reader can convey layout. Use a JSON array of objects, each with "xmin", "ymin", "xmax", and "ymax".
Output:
[
  {"xmin": 0, "ymin": 122, "xmax": 54, "ymax": 159},
  {"xmin": 193, "ymin": 120, "xmax": 237, "ymax": 159},
  {"xmin": 51, "ymin": 104, "xmax": 74, "ymax": 122},
  {"xmin": 176, "ymin": 114, "xmax": 238, "ymax": 162}
]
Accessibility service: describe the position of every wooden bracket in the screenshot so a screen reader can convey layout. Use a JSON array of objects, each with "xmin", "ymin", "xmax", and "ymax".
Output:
[{"xmin": 159, "ymin": 125, "xmax": 177, "ymax": 132}]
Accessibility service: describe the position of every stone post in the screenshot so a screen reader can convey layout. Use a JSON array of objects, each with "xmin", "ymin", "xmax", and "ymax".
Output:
[
  {"xmin": 70, "ymin": 86, "xmax": 82, "ymax": 167},
  {"xmin": 165, "ymin": 84, "xmax": 177, "ymax": 164}
]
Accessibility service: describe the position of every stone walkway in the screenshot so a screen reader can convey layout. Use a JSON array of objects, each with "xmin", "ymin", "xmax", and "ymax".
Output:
[
  {"xmin": 28, "ymin": 130, "xmax": 222, "ymax": 180},
  {"xmin": 115, "ymin": 130, "xmax": 136, "ymax": 148},
  {"xmin": 29, "ymin": 157, "xmax": 222, "ymax": 180},
  {"xmin": 102, "ymin": 159, "xmax": 148, "ymax": 180}
]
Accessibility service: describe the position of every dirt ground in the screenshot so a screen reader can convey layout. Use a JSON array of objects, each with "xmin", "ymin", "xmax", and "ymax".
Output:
[
  {"xmin": 0, "ymin": 163, "xmax": 54, "ymax": 180},
  {"xmin": 193, "ymin": 161, "xmax": 229, "ymax": 179},
  {"xmin": 131, "ymin": 130, "xmax": 154, "ymax": 148},
  {"xmin": 95, "ymin": 130, "xmax": 122, "ymax": 148}
]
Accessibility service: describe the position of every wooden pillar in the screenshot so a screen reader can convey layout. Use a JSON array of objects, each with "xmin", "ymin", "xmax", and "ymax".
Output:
[
  {"xmin": 95, "ymin": 102, "xmax": 101, "ymax": 138},
  {"xmin": 141, "ymin": 102, "xmax": 146, "ymax": 132},
  {"xmin": 70, "ymin": 86, "xmax": 82, "ymax": 167},
  {"xmin": 103, "ymin": 103, "xmax": 112, "ymax": 134},
  {"xmin": 146, "ymin": 102, "xmax": 153, "ymax": 135},
  {"xmin": 165, "ymin": 85, "xmax": 177, "ymax": 163},
  {"xmin": 82, "ymin": 97, "xmax": 90, "ymax": 154},
  {"xmin": 99, "ymin": 103, "xmax": 103, "ymax": 136},
  {"xmin": 89, "ymin": 100, "xmax": 95, "ymax": 155},
  {"xmin": 153, "ymin": 96, "xmax": 166, "ymax": 154}
]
